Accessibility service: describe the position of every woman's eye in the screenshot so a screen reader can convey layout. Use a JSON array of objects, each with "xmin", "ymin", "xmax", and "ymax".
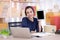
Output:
[
  {"xmin": 26, "ymin": 12, "xmax": 29, "ymax": 14},
  {"xmin": 30, "ymin": 11, "xmax": 32, "ymax": 13}
]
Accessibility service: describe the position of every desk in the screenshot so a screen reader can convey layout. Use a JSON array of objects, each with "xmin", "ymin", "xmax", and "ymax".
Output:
[{"xmin": 0, "ymin": 34, "xmax": 60, "ymax": 40}]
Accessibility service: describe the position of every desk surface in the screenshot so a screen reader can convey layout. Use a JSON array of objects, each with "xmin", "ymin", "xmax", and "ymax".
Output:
[{"xmin": 0, "ymin": 34, "xmax": 60, "ymax": 40}]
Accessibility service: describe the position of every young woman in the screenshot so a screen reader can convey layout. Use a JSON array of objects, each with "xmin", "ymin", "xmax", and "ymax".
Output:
[{"xmin": 22, "ymin": 6, "xmax": 39, "ymax": 32}]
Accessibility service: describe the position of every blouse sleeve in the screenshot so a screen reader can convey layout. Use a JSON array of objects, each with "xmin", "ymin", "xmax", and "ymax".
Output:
[
  {"xmin": 35, "ymin": 19, "xmax": 39, "ymax": 32},
  {"xmin": 22, "ymin": 18, "xmax": 28, "ymax": 27}
]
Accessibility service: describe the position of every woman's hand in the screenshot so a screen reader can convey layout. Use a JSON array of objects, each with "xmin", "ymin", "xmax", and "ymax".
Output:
[{"xmin": 31, "ymin": 31, "xmax": 36, "ymax": 33}]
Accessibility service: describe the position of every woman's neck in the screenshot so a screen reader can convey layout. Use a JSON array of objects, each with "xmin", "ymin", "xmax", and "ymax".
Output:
[{"xmin": 28, "ymin": 17, "xmax": 34, "ymax": 22}]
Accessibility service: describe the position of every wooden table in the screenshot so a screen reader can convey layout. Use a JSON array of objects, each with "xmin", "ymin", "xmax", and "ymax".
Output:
[{"xmin": 0, "ymin": 34, "xmax": 60, "ymax": 40}]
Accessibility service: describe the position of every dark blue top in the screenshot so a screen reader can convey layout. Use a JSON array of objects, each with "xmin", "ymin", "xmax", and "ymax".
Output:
[{"xmin": 22, "ymin": 17, "xmax": 39, "ymax": 32}]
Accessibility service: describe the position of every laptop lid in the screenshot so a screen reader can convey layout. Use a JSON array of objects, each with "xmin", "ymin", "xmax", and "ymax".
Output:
[{"xmin": 10, "ymin": 27, "xmax": 31, "ymax": 38}]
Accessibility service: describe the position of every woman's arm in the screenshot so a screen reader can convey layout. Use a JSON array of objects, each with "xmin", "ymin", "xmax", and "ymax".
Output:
[
  {"xmin": 22, "ymin": 17, "xmax": 28, "ymax": 27},
  {"xmin": 36, "ymin": 22, "xmax": 39, "ymax": 32},
  {"xmin": 35, "ymin": 19, "xmax": 39, "ymax": 32}
]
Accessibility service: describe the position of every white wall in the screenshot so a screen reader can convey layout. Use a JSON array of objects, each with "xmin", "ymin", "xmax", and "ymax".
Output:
[
  {"xmin": 39, "ymin": 0, "xmax": 60, "ymax": 10},
  {"xmin": 5, "ymin": 0, "xmax": 60, "ymax": 23}
]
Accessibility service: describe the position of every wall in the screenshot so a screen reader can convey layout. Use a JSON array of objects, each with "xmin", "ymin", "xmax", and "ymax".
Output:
[
  {"xmin": 0, "ymin": 0, "xmax": 60, "ymax": 24},
  {"xmin": 0, "ymin": 0, "xmax": 60, "ymax": 31},
  {"xmin": 39, "ymin": 0, "xmax": 60, "ymax": 25}
]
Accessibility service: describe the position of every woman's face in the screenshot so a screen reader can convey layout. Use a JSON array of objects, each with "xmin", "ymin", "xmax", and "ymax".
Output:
[{"xmin": 26, "ymin": 8, "xmax": 34, "ymax": 19}]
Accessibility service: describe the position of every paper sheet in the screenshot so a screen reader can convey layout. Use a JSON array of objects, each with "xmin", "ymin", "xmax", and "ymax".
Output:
[{"xmin": 31, "ymin": 32, "xmax": 55, "ymax": 37}]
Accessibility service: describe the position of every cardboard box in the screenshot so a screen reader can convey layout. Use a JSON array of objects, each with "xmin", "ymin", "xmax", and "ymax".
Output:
[
  {"xmin": 0, "ymin": 23, "xmax": 8, "ymax": 30},
  {"xmin": 44, "ymin": 25, "xmax": 56, "ymax": 33}
]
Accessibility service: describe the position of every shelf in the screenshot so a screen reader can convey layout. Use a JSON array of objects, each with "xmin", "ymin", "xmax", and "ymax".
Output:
[
  {"xmin": 0, "ymin": 18, "xmax": 5, "ymax": 23},
  {"xmin": 0, "ymin": 0, "xmax": 10, "ymax": 2},
  {"xmin": 11, "ymin": 0, "xmax": 40, "ymax": 3}
]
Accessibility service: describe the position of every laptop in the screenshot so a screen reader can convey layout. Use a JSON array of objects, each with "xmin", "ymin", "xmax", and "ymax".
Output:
[{"xmin": 10, "ymin": 27, "xmax": 31, "ymax": 38}]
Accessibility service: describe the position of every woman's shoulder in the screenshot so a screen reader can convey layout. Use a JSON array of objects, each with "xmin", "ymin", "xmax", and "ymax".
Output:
[
  {"xmin": 34, "ymin": 18, "xmax": 38, "ymax": 21},
  {"xmin": 22, "ymin": 17, "xmax": 27, "ymax": 20},
  {"xmin": 34, "ymin": 17, "xmax": 37, "ymax": 19}
]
